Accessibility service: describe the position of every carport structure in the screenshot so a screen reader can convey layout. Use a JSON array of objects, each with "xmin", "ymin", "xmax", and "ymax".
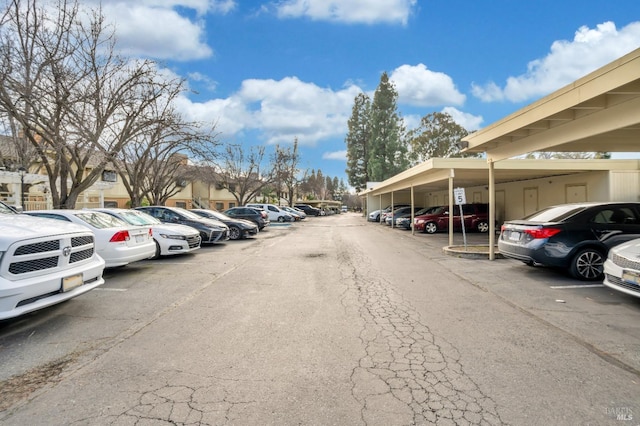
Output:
[
  {"xmin": 462, "ymin": 46, "xmax": 640, "ymax": 259},
  {"xmin": 362, "ymin": 47, "xmax": 640, "ymax": 260}
]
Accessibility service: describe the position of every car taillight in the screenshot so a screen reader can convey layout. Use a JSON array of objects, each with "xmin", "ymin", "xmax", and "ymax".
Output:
[
  {"xmin": 110, "ymin": 230, "xmax": 131, "ymax": 242},
  {"xmin": 149, "ymin": 228, "xmax": 153, "ymax": 237},
  {"xmin": 524, "ymin": 227, "xmax": 562, "ymax": 239}
]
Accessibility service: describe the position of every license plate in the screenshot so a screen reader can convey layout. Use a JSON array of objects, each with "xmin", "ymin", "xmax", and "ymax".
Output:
[
  {"xmin": 135, "ymin": 234, "xmax": 144, "ymax": 243},
  {"xmin": 62, "ymin": 274, "xmax": 83, "ymax": 292},
  {"xmin": 622, "ymin": 270, "xmax": 640, "ymax": 286},
  {"xmin": 508, "ymin": 231, "xmax": 521, "ymax": 241}
]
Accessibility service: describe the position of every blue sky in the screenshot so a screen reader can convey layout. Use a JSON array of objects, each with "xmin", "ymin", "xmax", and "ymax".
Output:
[{"xmin": 92, "ymin": 0, "xmax": 640, "ymax": 185}]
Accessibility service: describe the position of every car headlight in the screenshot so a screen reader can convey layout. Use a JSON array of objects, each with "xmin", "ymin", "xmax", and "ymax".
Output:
[{"xmin": 159, "ymin": 234, "xmax": 187, "ymax": 240}]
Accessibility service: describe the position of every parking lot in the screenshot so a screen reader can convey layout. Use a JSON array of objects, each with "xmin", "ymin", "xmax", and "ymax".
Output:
[{"xmin": 1, "ymin": 213, "xmax": 639, "ymax": 425}]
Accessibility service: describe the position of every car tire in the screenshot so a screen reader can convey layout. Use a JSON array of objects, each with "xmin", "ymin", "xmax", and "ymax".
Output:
[
  {"xmin": 424, "ymin": 222, "xmax": 438, "ymax": 234},
  {"xmin": 476, "ymin": 221, "xmax": 489, "ymax": 233},
  {"xmin": 277, "ymin": 216, "xmax": 285, "ymax": 222},
  {"xmin": 229, "ymin": 226, "xmax": 241, "ymax": 240},
  {"xmin": 570, "ymin": 248, "xmax": 605, "ymax": 281},
  {"xmin": 151, "ymin": 240, "xmax": 161, "ymax": 259}
]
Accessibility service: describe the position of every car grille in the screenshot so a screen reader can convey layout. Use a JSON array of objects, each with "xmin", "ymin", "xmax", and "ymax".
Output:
[
  {"xmin": 15, "ymin": 240, "xmax": 60, "ymax": 255},
  {"xmin": 70, "ymin": 248, "xmax": 95, "ymax": 263},
  {"xmin": 9, "ymin": 256, "xmax": 59, "ymax": 274},
  {"xmin": 5, "ymin": 234, "xmax": 96, "ymax": 276},
  {"xmin": 605, "ymin": 273, "xmax": 640, "ymax": 294},
  {"xmin": 609, "ymin": 252, "xmax": 640, "ymax": 271},
  {"xmin": 72, "ymin": 235, "xmax": 94, "ymax": 247},
  {"xmin": 186, "ymin": 235, "xmax": 200, "ymax": 248}
]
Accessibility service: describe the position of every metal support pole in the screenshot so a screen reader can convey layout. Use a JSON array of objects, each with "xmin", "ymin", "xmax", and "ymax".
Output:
[{"xmin": 488, "ymin": 159, "xmax": 496, "ymax": 260}]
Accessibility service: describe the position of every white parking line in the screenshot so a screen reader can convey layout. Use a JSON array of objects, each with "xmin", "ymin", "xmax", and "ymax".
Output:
[
  {"xmin": 94, "ymin": 288, "xmax": 128, "ymax": 292},
  {"xmin": 549, "ymin": 284, "xmax": 605, "ymax": 289}
]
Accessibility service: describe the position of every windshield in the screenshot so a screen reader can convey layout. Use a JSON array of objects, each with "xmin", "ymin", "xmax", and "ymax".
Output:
[
  {"xmin": 173, "ymin": 207, "xmax": 202, "ymax": 220},
  {"xmin": 208, "ymin": 210, "xmax": 228, "ymax": 220},
  {"xmin": 521, "ymin": 205, "xmax": 586, "ymax": 222},
  {"xmin": 76, "ymin": 211, "xmax": 127, "ymax": 229},
  {"xmin": 421, "ymin": 206, "xmax": 446, "ymax": 215},
  {"xmin": 118, "ymin": 210, "xmax": 161, "ymax": 226},
  {"xmin": 416, "ymin": 206, "xmax": 438, "ymax": 215},
  {"xmin": 0, "ymin": 201, "xmax": 17, "ymax": 215}
]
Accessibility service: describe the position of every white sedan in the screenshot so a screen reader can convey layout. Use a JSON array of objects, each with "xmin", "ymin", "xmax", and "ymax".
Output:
[
  {"xmin": 604, "ymin": 238, "xmax": 640, "ymax": 299},
  {"xmin": 26, "ymin": 210, "xmax": 156, "ymax": 268},
  {"xmin": 95, "ymin": 208, "xmax": 201, "ymax": 258}
]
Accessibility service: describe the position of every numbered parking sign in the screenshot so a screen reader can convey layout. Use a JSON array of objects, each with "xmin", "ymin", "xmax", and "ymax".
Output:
[{"xmin": 454, "ymin": 188, "xmax": 466, "ymax": 205}]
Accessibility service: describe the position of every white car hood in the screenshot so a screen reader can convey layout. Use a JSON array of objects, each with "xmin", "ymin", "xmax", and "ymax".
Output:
[
  {"xmin": 0, "ymin": 214, "xmax": 91, "ymax": 249},
  {"xmin": 612, "ymin": 238, "xmax": 640, "ymax": 255}
]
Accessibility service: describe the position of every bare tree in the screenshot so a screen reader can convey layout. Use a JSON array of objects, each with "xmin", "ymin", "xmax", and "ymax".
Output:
[
  {"xmin": 210, "ymin": 144, "xmax": 272, "ymax": 206},
  {"xmin": 0, "ymin": 0, "xmax": 179, "ymax": 208},
  {"xmin": 271, "ymin": 138, "xmax": 302, "ymax": 206},
  {"xmin": 112, "ymin": 86, "xmax": 219, "ymax": 207}
]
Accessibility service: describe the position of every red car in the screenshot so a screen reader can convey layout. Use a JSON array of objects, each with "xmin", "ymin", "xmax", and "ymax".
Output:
[{"xmin": 414, "ymin": 204, "xmax": 490, "ymax": 234}]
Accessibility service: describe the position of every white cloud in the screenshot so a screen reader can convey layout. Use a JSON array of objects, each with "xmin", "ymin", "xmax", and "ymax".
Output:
[
  {"xmin": 441, "ymin": 107, "xmax": 483, "ymax": 131},
  {"xmin": 104, "ymin": 4, "xmax": 212, "ymax": 60},
  {"xmin": 323, "ymin": 150, "xmax": 347, "ymax": 160},
  {"xmin": 187, "ymin": 72, "xmax": 218, "ymax": 92},
  {"xmin": 391, "ymin": 64, "xmax": 466, "ymax": 107},
  {"xmin": 98, "ymin": 0, "xmax": 236, "ymax": 16},
  {"xmin": 271, "ymin": 0, "xmax": 417, "ymax": 25},
  {"xmin": 403, "ymin": 108, "xmax": 483, "ymax": 134},
  {"xmin": 75, "ymin": 0, "xmax": 236, "ymax": 61},
  {"xmin": 177, "ymin": 76, "xmax": 364, "ymax": 145},
  {"xmin": 472, "ymin": 21, "xmax": 640, "ymax": 103}
]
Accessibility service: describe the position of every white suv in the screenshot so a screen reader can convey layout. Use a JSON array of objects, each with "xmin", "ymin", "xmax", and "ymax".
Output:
[
  {"xmin": 0, "ymin": 202, "xmax": 105, "ymax": 320},
  {"xmin": 245, "ymin": 203, "xmax": 294, "ymax": 223}
]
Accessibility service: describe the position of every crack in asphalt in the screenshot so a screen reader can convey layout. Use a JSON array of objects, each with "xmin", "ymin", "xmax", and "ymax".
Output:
[
  {"xmin": 338, "ymin": 237, "xmax": 507, "ymax": 426},
  {"xmin": 68, "ymin": 372, "xmax": 260, "ymax": 425}
]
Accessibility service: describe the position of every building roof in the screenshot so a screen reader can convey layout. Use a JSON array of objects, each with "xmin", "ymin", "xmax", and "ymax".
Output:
[
  {"xmin": 360, "ymin": 158, "xmax": 640, "ymax": 196},
  {"xmin": 462, "ymin": 47, "xmax": 640, "ymax": 161}
]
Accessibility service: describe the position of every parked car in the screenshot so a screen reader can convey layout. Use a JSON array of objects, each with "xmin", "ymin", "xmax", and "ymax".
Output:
[
  {"xmin": 414, "ymin": 204, "xmax": 489, "ymax": 234},
  {"xmin": 26, "ymin": 210, "xmax": 155, "ymax": 268},
  {"xmin": 224, "ymin": 207, "xmax": 270, "ymax": 230},
  {"xmin": 281, "ymin": 206, "xmax": 306, "ymax": 220},
  {"xmin": 246, "ymin": 203, "xmax": 294, "ymax": 222},
  {"xmin": 294, "ymin": 204, "xmax": 321, "ymax": 216},
  {"xmin": 0, "ymin": 201, "xmax": 105, "ymax": 320},
  {"xmin": 341, "ymin": 205, "xmax": 348, "ymax": 213},
  {"xmin": 385, "ymin": 206, "xmax": 424, "ymax": 226},
  {"xmin": 603, "ymin": 239, "xmax": 640, "ymax": 298},
  {"xmin": 190, "ymin": 209, "xmax": 258, "ymax": 240},
  {"xmin": 135, "ymin": 206, "xmax": 229, "ymax": 244},
  {"xmin": 96, "ymin": 208, "xmax": 201, "ymax": 259},
  {"xmin": 396, "ymin": 206, "xmax": 441, "ymax": 230},
  {"xmin": 369, "ymin": 204, "xmax": 411, "ymax": 222},
  {"xmin": 499, "ymin": 202, "xmax": 640, "ymax": 281}
]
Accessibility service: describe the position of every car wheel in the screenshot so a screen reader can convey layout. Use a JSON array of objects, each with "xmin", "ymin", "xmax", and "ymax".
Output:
[
  {"xmin": 277, "ymin": 216, "xmax": 285, "ymax": 222},
  {"xmin": 570, "ymin": 248, "xmax": 605, "ymax": 281},
  {"xmin": 229, "ymin": 226, "xmax": 241, "ymax": 240},
  {"xmin": 476, "ymin": 221, "xmax": 489, "ymax": 233},
  {"xmin": 151, "ymin": 240, "xmax": 161, "ymax": 259},
  {"xmin": 424, "ymin": 222, "xmax": 438, "ymax": 234}
]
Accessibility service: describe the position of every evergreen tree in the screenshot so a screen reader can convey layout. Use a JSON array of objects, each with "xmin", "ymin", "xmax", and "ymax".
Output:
[
  {"xmin": 368, "ymin": 72, "xmax": 408, "ymax": 181},
  {"xmin": 407, "ymin": 112, "xmax": 476, "ymax": 164},
  {"xmin": 345, "ymin": 93, "xmax": 371, "ymax": 191}
]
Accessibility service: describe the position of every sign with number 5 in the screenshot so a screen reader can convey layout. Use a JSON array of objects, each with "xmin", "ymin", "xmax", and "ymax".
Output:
[{"xmin": 453, "ymin": 187, "xmax": 466, "ymax": 205}]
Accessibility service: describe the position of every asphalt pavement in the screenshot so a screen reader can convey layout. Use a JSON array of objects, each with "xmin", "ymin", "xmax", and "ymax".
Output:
[{"xmin": 1, "ymin": 213, "xmax": 639, "ymax": 425}]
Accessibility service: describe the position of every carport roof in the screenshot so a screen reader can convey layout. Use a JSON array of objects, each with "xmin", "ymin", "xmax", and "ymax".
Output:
[
  {"xmin": 360, "ymin": 157, "xmax": 640, "ymax": 196},
  {"xmin": 461, "ymin": 47, "xmax": 640, "ymax": 161}
]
